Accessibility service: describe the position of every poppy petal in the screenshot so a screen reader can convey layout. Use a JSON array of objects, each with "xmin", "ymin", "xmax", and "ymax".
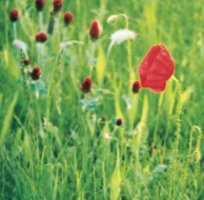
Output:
[{"xmin": 138, "ymin": 44, "xmax": 174, "ymax": 92}]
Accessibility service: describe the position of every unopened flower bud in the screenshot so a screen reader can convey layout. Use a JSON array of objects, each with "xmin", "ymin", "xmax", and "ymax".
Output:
[
  {"xmin": 35, "ymin": 0, "xmax": 45, "ymax": 11},
  {"xmin": 35, "ymin": 32, "xmax": 47, "ymax": 43},
  {"xmin": 10, "ymin": 9, "xmax": 19, "ymax": 22},
  {"xmin": 89, "ymin": 20, "xmax": 102, "ymax": 40},
  {"xmin": 80, "ymin": 77, "xmax": 92, "ymax": 93},
  {"xmin": 107, "ymin": 15, "xmax": 119, "ymax": 24},
  {"xmin": 23, "ymin": 59, "xmax": 30, "ymax": 66},
  {"xmin": 53, "ymin": 0, "xmax": 63, "ymax": 13},
  {"xmin": 30, "ymin": 66, "xmax": 41, "ymax": 80},
  {"xmin": 132, "ymin": 80, "xmax": 141, "ymax": 93},
  {"xmin": 64, "ymin": 11, "xmax": 73, "ymax": 25},
  {"xmin": 116, "ymin": 118, "xmax": 123, "ymax": 126}
]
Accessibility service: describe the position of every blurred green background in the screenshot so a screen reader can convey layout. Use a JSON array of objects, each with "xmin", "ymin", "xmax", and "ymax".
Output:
[{"xmin": 0, "ymin": 0, "xmax": 204, "ymax": 199}]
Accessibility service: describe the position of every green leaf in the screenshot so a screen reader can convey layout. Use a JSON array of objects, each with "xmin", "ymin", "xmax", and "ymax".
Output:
[
  {"xmin": 110, "ymin": 145, "xmax": 121, "ymax": 200},
  {"xmin": 0, "ymin": 93, "xmax": 18, "ymax": 146},
  {"xmin": 96, "ymin": 47, "xmax": 105, "ymax": 85}
]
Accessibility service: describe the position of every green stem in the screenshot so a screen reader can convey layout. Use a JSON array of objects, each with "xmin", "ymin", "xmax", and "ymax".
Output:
[
  {"xmin": 13, "ymin": 23, "xmax": 17, "ymax": 39},
  {"xmin": 20, "ymin": 50, "xmax": 30, "ymax": 104},
  {"xmin": 39, "ymin": 12, "xmax": 44, "ymax": 31},
  {"xmin": 46, "ymin": 49, "xmax": 63, "ymax": 121}
]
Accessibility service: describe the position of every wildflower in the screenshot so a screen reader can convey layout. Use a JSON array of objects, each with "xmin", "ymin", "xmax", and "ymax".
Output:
[
  {"xmin": 138, "ymin": 44, "xmax": 174, "ymax": 92},
  {"xmin": 10, "ymin": 9, "xmax": 19, "ymax": 22},
  {"xmin": 110, "ymin": 29, "xmax": 136, "ymax": 45},
  {"xmin": 53, "ymin": 0, "xmax": 63, "ymax": 12},
  {"xmin": 64, "ymin": 11, "xmax": 73, "ymax": 25},
  {"xmin": 35, "ymin": 0, "xmax": 45, "ymax": 11},
  {"xmin": 89, "ymin": 20, "xmax": 102, "ymax": 40},
  {"xmin": 35, "ymin": 32, "xmax": 47, "ymax": 43},
  {"xmin": 107, "ymin": 15, "xmax": 119, "ymax": 24},
  {"xmin": 116, "ymin": 118, "xmax": 123, "ymax": 126},
  {"xmin": 30, "ymin": 66, "xmax": 41, "ymax": 80},
  {"xmin": 108, "ymin": 29, "xmax": 136, "ymax": 53},
  {"xmin": 132, "ymin": 80, "xmax": 140, "ymax": 93},
  {"xmin": 13, "ymin": 39, "xmax": 27, "ymax": 52},
  {"xmin": 23, "ymin": 59, "xmax": 30, "ymax": 66},
  {"xmin": 80, "ymin": 77, "xmax": 92, "ymax": 93}
]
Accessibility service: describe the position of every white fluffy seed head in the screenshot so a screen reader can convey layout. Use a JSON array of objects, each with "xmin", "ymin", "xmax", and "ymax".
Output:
[
  {"xmin": 13, "ymin": 39, "xmax": 27, "ymax": 52},
  {"xmin": 110, "ymin": 29, "xmax": 136, "ymax": 45}
]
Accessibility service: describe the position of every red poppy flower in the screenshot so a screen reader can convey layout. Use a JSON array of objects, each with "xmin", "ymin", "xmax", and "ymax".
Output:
[
  {"xmin": 89, "ymin": 20, "xmax": 101, "ymax": 40},
  {"xmin": 138, "ymin": 44, "xmax": 174, "ymax": 93},
  {"xmin": 35, "ymin": 0, "xmax": 45, "ymax": 11},
  {"xmin": 132, "ymin": 80, "xmax": 141, "ymax": 93},
  {"xmin": 116, "ymin": 118, "xmax": 123, "ymax": 126},
  {"xmin": 53, "ymin": 0, "xmax": 63, "ymax": 12},
  {"xmin": 30, "ymin": 66, "xmax": 41, "ymax": 80},
  {"xmin": 23, "ymin": 59, "xmax": 30, "ymax": 66},
  {"xmin": 64, "ymin": 12, "xmax": 73, "ymax": 25},
  {"xmin": 10, "ymin": 9, "xmax": 19, "ymax": 22},
  {"xmin": 35, "ymin": 32, "xmax": 47, "ymax": 43},
  {"xmin": 80, "ymin": 77, "xmax": 92, "ymax": 93}
]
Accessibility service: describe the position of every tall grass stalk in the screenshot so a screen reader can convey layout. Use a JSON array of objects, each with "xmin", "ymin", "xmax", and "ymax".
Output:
[{"xmin": 168, "ymin": 76, "xmax": 182, "ymax": 199}]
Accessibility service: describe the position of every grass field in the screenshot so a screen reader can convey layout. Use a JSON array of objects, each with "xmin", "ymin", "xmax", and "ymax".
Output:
[{"xmin": 0, "ymin": 0, "xmax": 204, "ymax": 199}]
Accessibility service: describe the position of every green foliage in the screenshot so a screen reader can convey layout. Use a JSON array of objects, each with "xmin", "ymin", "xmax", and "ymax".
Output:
[{"xmin": 0, "ymin": 0, "xmax": 204, "ymax": 199}]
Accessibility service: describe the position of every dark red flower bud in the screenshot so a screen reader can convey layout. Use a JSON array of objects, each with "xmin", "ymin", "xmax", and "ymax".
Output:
[
  {"xmin": 35, "ymin": 0, "xmax": 45, "ymax": 11},
  {"xmin": 89, "ymin": 20, "xmax": 101, "ymax": 40},
  {"xmin": 23, "ymin": 59, "xmax": 30, "ymax": 66},
  {"xmin": 80, "ymin": 77, "xmax": 92, "ymax": 93},
  {"xmin": 116, "ymin": 118, "xmax": 123, "ymax": 126},
  {"xmin": 132, "ymin": 80, "xmax": 141, "ymax": 93},
  {"xmin": 53, "ymin": 0, "xmax": 63, "ymax": 12},
  {"xmin": 35, "ymin": 32, "xmax": 47, "ymax": 43},
  {"xmin": 30, "ymin": 66, "xmax": 41, "ymax": 80},
  {"xmin": 10, "ymin": 9, "xmax": 19, "ymax": 22},
  {"xmin": 64, "ymin": 11, "xmax": 73, "ymax": 25}
]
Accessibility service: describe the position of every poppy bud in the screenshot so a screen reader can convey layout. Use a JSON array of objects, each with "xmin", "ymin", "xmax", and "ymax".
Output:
[
  {"xmin": 23, "ymin": 59, "xmax": 30, "ymax": 66},
  {"xmin": 89, "ymin": 20, "xmax": 102, "ymax": 40},
  {"xmin": 64, "ymin": 11, "xmax": 73, "ymax": 25},
  {"xmin": 132, "ymin": 80, "xmax": 141, "ymax": 93},
  {"xmin": 10, "ymin": 9, "xmax": 19, "ymax": 22},
  {"xmin": 116, "ymin": 118, "xmax": 122, "ymax": 126},
  {"xmin": 80, "ymin": 77, "xmax": 92, "ymax": 93},
  {"xmin": 35, "ymin": 32, "xmax": 47, "ymax": 43},
  {"xmin": 35, "ymin": 0, "xmax": 45, "ymax": 11},
  {"xmin": 107, "ymin": 15, "xmax": 119, "ymax": 24},
  {"xmin": 53, "ymin": 0, "xmax": 63, "ymax": 12},
  {"xmin": 30, "ymin": 66, "xmax": 41, "ymax": 80}
]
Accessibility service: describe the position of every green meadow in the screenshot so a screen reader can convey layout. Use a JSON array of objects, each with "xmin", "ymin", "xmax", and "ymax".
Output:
[{"xmin": 0, "ymin": 0, "xmax": 204, "ymax": 199}]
